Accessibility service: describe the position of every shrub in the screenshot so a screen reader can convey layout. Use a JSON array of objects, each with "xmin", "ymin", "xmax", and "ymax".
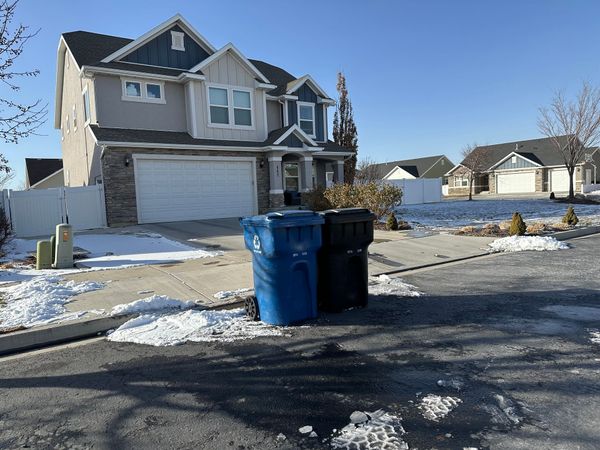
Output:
[
  {"xmin": 509, "ymin": 212, "xmax": 526, "ymax": 236},
  {"xmin": 0, "ymin": 208, "xmax": 11, "ymax": 256},
  {"xmin": 549, "ymin": 192, "xmax": 556, "ymax": 200},
  {"xmin": 323, "ymin": 182, "xmax": 402, "ymax": 220},
  {"xmin": 562, "ymin": 206, "xmax": 579, "ymax": 226},
  {"xmin": 302, "ymin": 185, "xmax": 332, "ymax": 211},
  {"xmin": 386, "ymin": 213, "xmax": 399, "ymax": 231}
]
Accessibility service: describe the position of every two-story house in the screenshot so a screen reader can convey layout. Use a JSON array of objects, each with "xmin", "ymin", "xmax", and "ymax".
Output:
[{"xmin": 55, "ymin": 14, "xmax": 353, "ymax": 226}]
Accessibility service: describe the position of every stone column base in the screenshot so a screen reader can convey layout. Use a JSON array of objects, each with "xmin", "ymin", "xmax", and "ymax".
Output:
[{"xmin": 269, "ymin": 193, "xmax": 285, "ymax": 210}]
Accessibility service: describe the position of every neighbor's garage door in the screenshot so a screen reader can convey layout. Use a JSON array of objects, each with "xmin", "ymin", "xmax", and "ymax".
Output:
[
  {"xmin": 550, "ymin": 168, "xmax": 573, "ymax": 192},
  {"xmin": 496, "ymin": 171, "xmax": 536, "ymax": 194},
  {"xmin": 135, "ymin": 157, "xmax": 257, "ymax": 224}
]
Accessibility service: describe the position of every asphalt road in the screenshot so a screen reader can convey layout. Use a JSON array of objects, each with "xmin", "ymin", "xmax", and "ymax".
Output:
[{"xmin": 1, "ymin": 235, "xmax": 600, "ymax": 449}]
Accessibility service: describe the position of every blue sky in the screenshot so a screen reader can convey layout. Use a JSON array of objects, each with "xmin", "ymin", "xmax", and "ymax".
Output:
[{"xmin": 2, "ymin": 0, "xmax": 600, "ymax": 187}]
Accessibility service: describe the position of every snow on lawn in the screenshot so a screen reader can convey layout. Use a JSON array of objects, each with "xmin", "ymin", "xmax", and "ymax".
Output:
[
  {"xmin": 588, "ymin": 330, "xmax": 600, "ymax": 344},
  {"xmin": 488, "ymin": 235, "xmax": 569, "ymax": 253},
  {"xmin": 107, "ymin": 307, "xmax": 283, "ymax": 346},
  {"xmin": 418, "ymin": 394, "xmax": 462, "ymax": 421},
  {"xmin": 0, "ymin": 232, "xmax": 221, "ymax": 284},
  {"xmin": 369, "ymin": 275, "xmax": 422, "ymax": 297},
  {"xmin": 110, "ymin": 295, "xmax": 196, "ymax": 316},
  {"xmin": 330, "ymin": 409, "xmax": 408, "ymax": 450},
  {"xmin": 0, "ymin": 276, "xmax": 104, "ymax": 329},
  {"xmin": 395, "ymin": 198, "xmax": 600, "ymax": 229}
]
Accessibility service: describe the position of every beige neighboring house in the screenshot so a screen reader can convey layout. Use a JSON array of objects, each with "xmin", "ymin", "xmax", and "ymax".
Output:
[
  {"xmin": 445, "ymin": 136, "xmax": 600, "ymax": 196},
  {"xmin": 25, "ymin": 158, "xmax": 64, "ymax": 190},
  {"xmin": 54, "ymin": 14, "xmax": 353, "ymax": 227}
]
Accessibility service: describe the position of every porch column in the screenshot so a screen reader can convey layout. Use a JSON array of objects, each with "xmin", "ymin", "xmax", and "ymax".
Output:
[
  {"xmin": 268, "ymin": 156, "xmax": 284, "ymax": 209},
  {"xmin": 333, "ymin": 160, "xmax": 345, "ymax": 184},
  {"xmin": 299, "ymin": 155, "xmax": 314, "ymax": 192}
]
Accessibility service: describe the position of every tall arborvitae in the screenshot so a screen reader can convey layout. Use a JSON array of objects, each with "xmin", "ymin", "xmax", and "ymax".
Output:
[{"xmin": 333, "ymin": 72, "xmax": 358, "ymax": 184}]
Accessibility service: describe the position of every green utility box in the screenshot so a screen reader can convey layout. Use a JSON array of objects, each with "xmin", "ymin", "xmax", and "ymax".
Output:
[
  {"xmin": 36, "ymin": 240, "xmax": 53, "ymax": 270},
  {"xmin": 52, "ymin": 223, "xmax": 74, "ymax": 269}
]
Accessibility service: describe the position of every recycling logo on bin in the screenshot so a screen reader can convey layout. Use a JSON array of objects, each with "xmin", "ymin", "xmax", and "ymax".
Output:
[{"xmin": 252, "ymin": 234, "xmax": 262, "ymax": 254}]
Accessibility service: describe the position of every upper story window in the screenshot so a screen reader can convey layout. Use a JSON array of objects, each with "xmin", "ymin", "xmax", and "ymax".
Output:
[
  {"xmin": 297, "ymin": 102, "xmax": 315, "ymax": 137},
  {"xmin": 207, "ymin": 85, "xmax": 254, "ymax": 129},
  {"xmin": 82, "ymin": 87, "xmax": 91, "ymax": 123},
  {"xmin": 171, "ymin": 31, "xmax": 185, "ymax": 51},
  {"xmin": 122, "ymin": 79, "xmax": 165, "ymax": 104}
]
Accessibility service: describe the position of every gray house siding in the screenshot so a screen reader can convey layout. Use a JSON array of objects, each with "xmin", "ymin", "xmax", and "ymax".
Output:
[
  {"xmin": 121, "ymin": 25, "xmax": 210, "ymax": 70},
  {"xmin": 266, "ymin": 100, "xmax": 282, "ymax": 132},
  {"xmin": 495, "ymin": 155, "xmax": 538, "ymax": 170},
  {"xmin": 94, "ymin": 74, "xmax": 187, "ymax": 132}
]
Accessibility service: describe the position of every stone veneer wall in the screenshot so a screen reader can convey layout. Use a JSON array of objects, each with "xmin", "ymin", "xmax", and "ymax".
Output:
[
  {"xmin": 535, "ymin": 169, "xmax": 544, "ymax": 192},
  {"xmin": 101, "ymin": 147, "xmax": 270, "ymax": 226}
]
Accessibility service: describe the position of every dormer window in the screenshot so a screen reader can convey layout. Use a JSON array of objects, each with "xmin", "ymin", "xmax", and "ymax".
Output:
[
  {"xmin": 298, "ymin": 102, "xmax": 315, "ymax": 138},
  {"xmin": 171, "ymin": 31, "xmax": 185, "ymax": 51}
]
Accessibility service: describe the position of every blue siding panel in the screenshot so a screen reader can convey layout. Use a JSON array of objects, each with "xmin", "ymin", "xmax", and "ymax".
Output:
[
  {"xmin": 288, "ymin": 100, "xmax": 297, "ymax": 125},
  {"xmin": 281, "ymin": 134, "xmax": 304, "ymax": 148},
  {"xmin": 122, "ymin": 25, "xmax": 210, "ymax": 70},
  {"xmin": 496, "ymin": 155, "xmax": 538, "ymax": 170}
]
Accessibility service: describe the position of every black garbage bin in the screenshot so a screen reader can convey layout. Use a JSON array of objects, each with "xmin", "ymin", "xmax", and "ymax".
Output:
[{"xmin": 317, "ymin": 208, "xmax": 376, "ymax": 312}]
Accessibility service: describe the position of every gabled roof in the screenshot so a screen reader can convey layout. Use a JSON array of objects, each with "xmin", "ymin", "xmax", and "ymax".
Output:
[
  {"xmin": 371, "ymin": 155, "xmax": 450, "ymax": 179},
  {"xmin": 268, "ymin": 124, "xmax": 318, "ymax": 147},
  {"xmin": 101, "ymin": 14, "xmax": 216, "ymax": 63},
  {"xmin": 25, "ymin": 158, "xmax": 63, "ymax": 186},
  {"xmin": 249, "ymin": 60, "xmax": 296, "ymax": 96},
  {"xmin": 189, "ymin": 43, "xmax": 270, "ymax": 83},
  {"xmin": 286, "ymin": 75, "xmax": 333, "ymax": 101},
  {"xmin": 453, "ymin": 135, "xmax": 577, "ymax": 174}
]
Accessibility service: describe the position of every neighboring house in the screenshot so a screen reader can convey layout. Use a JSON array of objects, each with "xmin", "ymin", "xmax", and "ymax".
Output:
[
  {"xmin": 370, "ymin": 155, "xmax": 454, "ymax": 181},
  {"xmin": 25, "ymin": 158, "xmax": 64, "ymax": 190},
  {"xmin": 54, "ymin": 14, "xmax": 352, "ymax": 226},
  {"xmin": 445, "ymin": 136, "xmax": 600, "ymax": 196}
]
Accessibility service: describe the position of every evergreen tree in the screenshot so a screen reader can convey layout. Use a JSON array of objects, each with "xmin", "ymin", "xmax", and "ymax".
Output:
[{"xmin": 333, "ymin": 72, "xmax": 358, "ymax": 184}]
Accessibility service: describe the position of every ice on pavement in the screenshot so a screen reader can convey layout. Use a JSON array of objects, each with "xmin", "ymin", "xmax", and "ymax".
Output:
[
  {"xmin": 330, "ymin": 409, "xmax": 408, "ymax": 450},
  {"xmin": 541, "ymin": 305, "xmax": 600, "ymax": 321},
  {"xmin": 488, "ymin": 235, "xmax": 568, "ymax": 253},
  {"xmin": 298, "ymin": 425, "xmax": 313, "ymax": 434},
  {"xmin": 588, "ymin": 329, "xmax": 600, "ymax": 344},
  {"xmin": 111, "ymin": 295, "xmax": 196, "ymax": 316},
  {"xmin": 368, "ymin": 275, "xmax": 422, "ymax": 297},
  {"xmin": 0, "ymin": 276, "xmax": 104, "ymax": 329},
  {"xmin": 107, "ymin": 307, "xmax": 283, "ymax": 346},
  {"xmin": 213, "ymin": 288, "xmax": 253, "ymax": 300},
  {"xmin": 419, "ymin": 394, "xmax": 462, "ymax": 421},
  {"xmin": 437, "ymin": 378, "xmax": 465, "ymax": 391},
  {"xmin": 493, "ymin": 394, "xmax": 522, "ymax": 425}
]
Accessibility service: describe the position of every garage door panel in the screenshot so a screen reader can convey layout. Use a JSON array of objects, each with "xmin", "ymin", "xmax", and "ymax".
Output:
[
  {"xmin": 550, "ymin": 169, "xmax": 573, "ymax": 192},
  {"xmin": 497, "ymin": 172, "xmax": 536, "ymax": 194},
  {"xmin": 135, "ymin": 158, "xmax": 256, "ymax": 224}
]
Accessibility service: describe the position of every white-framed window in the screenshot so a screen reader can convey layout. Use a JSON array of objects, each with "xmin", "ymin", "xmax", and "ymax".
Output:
[
  {"xmin": 297, "ymin": 101, "xmax": 315, "ymax": 137},
  {"xmin": 82, "ymin": 86, "xmax": 91, "ymax": 124},
  {"xmin": 72, "ymin": 105, "xmax": 77, "ymax": 130},
  {"xmin": 511, "ymin": 155, "xmax": 517, "ymax": 164},
  {"xmin": 121, "ymin": 79, "xmax": 165, "ymax": 104},
  {"xmin": 455, "ymin": 175, "xmax": 469, "ymax": 187},
  {"xmin": 207, "ymin": 84, "xmax": 254, "ymax": 129},
  {"xmin": 171, "ymin": 31, "xmax": 185, "ymax": 51},
  {"xmin": 284, "ymin": 162, "xmax": 299, "ymax": 191}
]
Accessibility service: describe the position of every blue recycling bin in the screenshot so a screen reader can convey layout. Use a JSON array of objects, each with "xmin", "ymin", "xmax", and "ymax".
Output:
[{"xmin": 240, "ymin": 210, "xmax": 324, "ymax": 326}]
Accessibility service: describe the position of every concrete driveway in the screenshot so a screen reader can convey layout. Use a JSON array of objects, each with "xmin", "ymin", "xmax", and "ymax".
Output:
[{"xmin": 140, "ymin": 217, "xmax": 246, "ymax": 252}]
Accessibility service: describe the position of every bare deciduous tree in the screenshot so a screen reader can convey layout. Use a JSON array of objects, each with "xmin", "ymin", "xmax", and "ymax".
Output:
[
  {"xmin": 460, "ymin": 143, "xmax": 487, "ymax": 201},
  {"xmin": 354, "ymin": 156, "xmax": 380, "ymax": 184},
  {"xmin": 0, "ymin": 0, "xmax": 47, "ymax": 145},
  {"xmin": 0, "ymin": 169, "xmax": 14, "ymax": 189},
  {"xmin": 538, "ymin": 82, "xmax": 600, "ymax": 199}
]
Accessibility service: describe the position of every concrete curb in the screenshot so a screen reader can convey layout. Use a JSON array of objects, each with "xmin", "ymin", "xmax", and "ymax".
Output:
[
  {"xmin": 551, "ymin": 225, "xmax": 600, "ymax": 241},
  {"xmin": 0, "ymin": 298, "xmax": 245, "ymax": 357}
]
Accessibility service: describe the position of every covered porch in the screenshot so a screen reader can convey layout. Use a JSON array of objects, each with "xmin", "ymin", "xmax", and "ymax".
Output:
[{"xmin": 267, "ymin": 152, "xmax": 346, "ymax": 208}]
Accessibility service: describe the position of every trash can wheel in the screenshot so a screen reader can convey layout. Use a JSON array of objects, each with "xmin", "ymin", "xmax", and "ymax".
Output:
[{"xmin": 244, "ymin": 296, "xmax": 260, "ymax": 321}]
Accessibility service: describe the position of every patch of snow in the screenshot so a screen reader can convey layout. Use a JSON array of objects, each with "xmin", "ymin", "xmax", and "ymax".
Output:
[
  {"xmin": 488, "ymin": 235, "xmax": 568, "ymax": 253},
  {"xmin": 331, "ymin": 409, "xmax": 407, "ymax": 450},
  {"xmin": 0, "ymin": 276, "xmax": 104, "ymax": 329},
  {"xmin": 309, "ymin": 431, "xmax": 318, "ymax": 438},
  {"xmin": 541, "ymin": 305, "xmax": 600, "ymax": 321},
  {"xmin": 493, "ymin": 394, "xmax": 522, "ymax": 425},
  {"xmin": 110, "ymin": 295, "xmax": 196, "ymax": 316},
  {"xmin": 588, "ymin": 329, "xmax": 600, "ymax": 344},
  {"xmin": 106, "ymin": 307, "xmax": 283, "ymax": 346},
  {"xmin": 275, "ymin": 433, "xmax": 286, "ymax": 442},
  {"xmin": 369, "ymin": 275, "xmax": 422, "ymax": 297},
  {"xmin": 349, "ymin": 411, "xmax": 369, "ymax": 424},
  {"xmin": 213, "ymin": 288, "xmax": 253, "ymax": 300},
  {"xmin": 299, "ymin": 425, "xmax": 313, "ymax": 434},
  {"xmin": 437, "ymin": 378, "xmax": 464, "ymax": 391},
  {"xmin": 419, "ymin": 394, "xmax": 462, "ymax": 421}
]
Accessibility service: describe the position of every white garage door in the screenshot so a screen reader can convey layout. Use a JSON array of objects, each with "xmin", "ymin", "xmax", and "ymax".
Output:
[
  {"xmin": 550, "ymin": 168, "xmax": 573, "ymax": 192},
  {"xmin": 135, "ymin": 157, "xmax": 257, "ymax": 224},
  {"xmin": 496, "ymin": 171, "xmax": 536, "ymax": 194}
]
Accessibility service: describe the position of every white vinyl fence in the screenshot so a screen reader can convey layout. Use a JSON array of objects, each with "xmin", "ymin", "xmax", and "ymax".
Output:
[
  {"xmin": 582, "ymin": 183, "xmax": 600, "ymax": 194},
  {"xmin": 2, "ymin": 185, "xmax": 107, "ymax": 237},
  {"xmin": 386, "ymin": 178, "xmax": 443, "ymax": 205}
]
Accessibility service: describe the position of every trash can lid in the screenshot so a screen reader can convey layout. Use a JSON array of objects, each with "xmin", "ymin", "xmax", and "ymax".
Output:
[
  {"xmin": 241, "ymin": 210, "xmax": 324, "ymax": 228},
  {"xmin": 320, "ymin": 208, "xmax": 376, "ymax": 224}
]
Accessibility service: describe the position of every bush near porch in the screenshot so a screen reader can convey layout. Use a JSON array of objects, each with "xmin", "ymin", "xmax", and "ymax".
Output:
[{"xmin": 303, "ymin": 182, "xmax": 403, "ymax": 220}]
